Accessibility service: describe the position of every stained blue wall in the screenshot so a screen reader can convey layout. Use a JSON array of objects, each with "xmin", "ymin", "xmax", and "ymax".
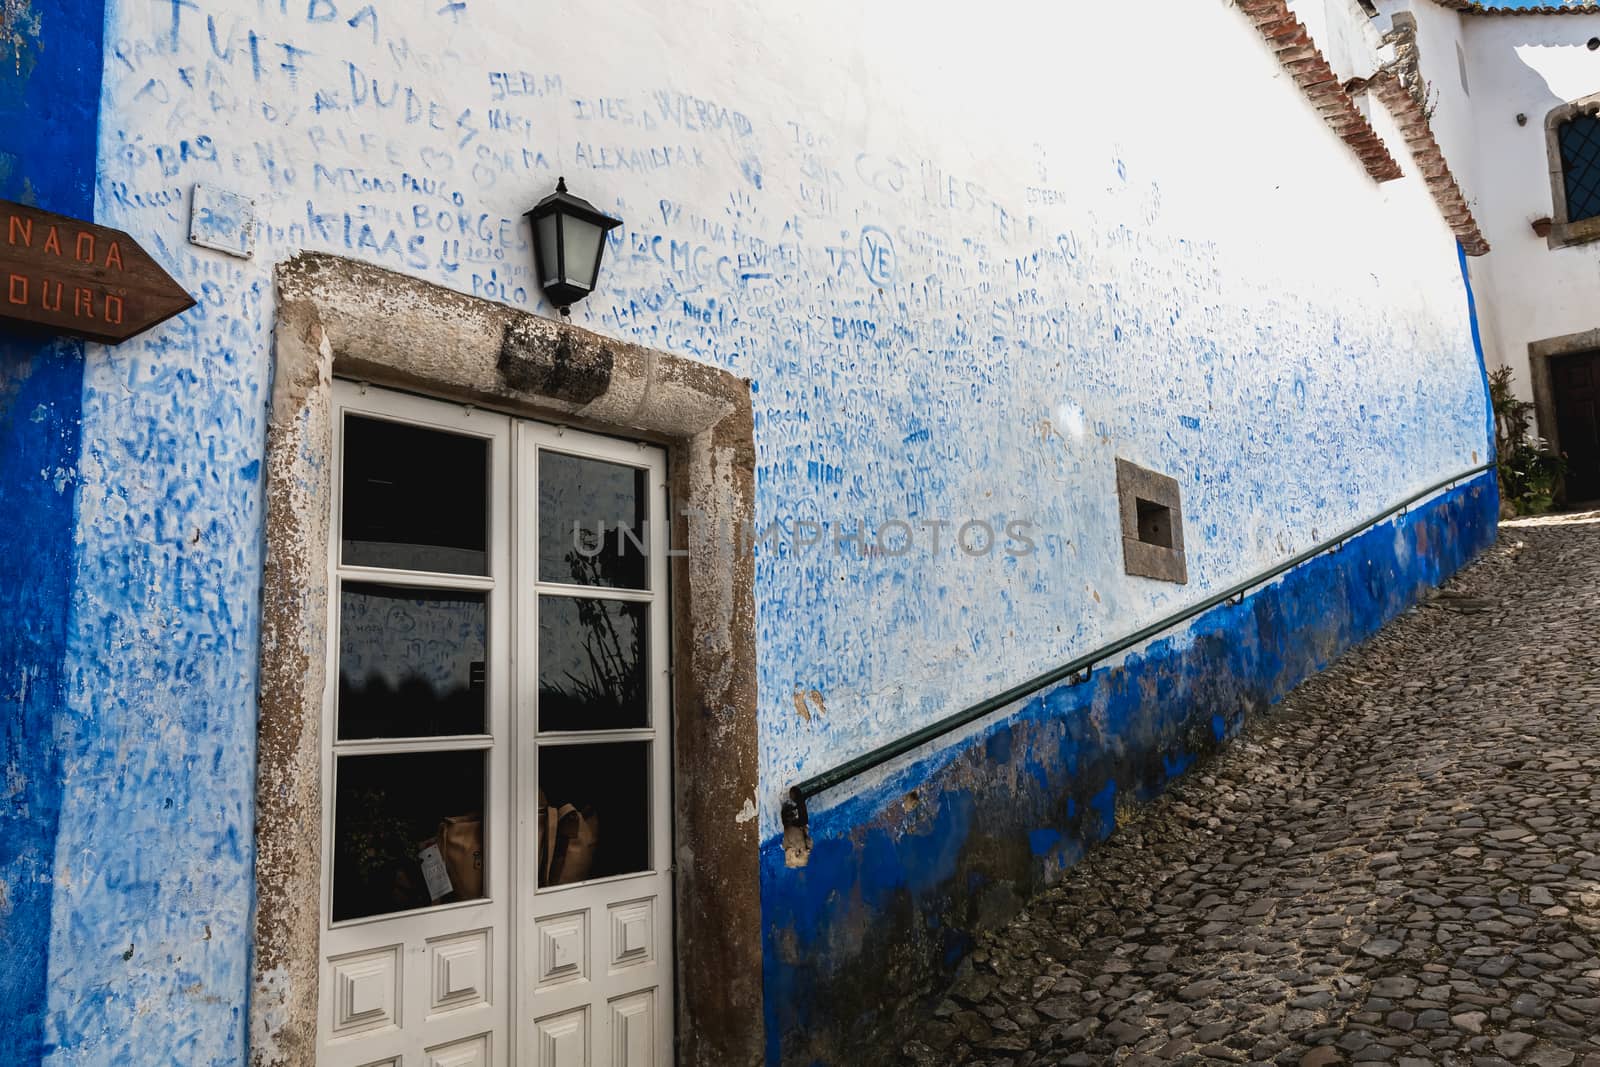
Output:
[
  {"xmin": 760, "ymin": 472, "xmax": 1499, "ymax": 1065},
  {"xmin": 0, "ymin": 0, "xmax": 103, "ymax": 1061}
]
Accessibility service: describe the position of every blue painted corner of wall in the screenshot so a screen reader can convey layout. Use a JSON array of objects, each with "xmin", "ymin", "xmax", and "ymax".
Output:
[
  {"xmin": 0, "ymin": 336, "xmax": 87, "ymax": 1065},
  {"xmin": 1458, "ymin": 241, "xmax": 1498, "ymax": 469},
  {"xmin": 759, "ymin": 473, "xmax": 1498, "ymax": 1066},
  {"xmin": 0, "ymin": 0, "xmax": 105, "ymax": 1061}
]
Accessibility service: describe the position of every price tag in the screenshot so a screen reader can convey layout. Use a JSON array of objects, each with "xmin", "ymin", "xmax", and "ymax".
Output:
[{"xmin": 418, "ymin": 843, "xmax": 453, "ymax": 901}]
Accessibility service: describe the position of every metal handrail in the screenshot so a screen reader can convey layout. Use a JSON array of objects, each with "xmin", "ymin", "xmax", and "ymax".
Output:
[{"xmin": 783, "ymin": 461, "xmax": 1497, "ymax": 828}]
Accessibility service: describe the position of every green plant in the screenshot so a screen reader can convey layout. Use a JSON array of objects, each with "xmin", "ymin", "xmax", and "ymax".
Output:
[
  {"xmin": 1489, "ymin": 366, "xmax": 1565, "ymax": 515},
  {"xmin": 1422, "ymin": 80, "xmax": 1440, "ymax": 123},
  {"xmin": 342, "ymin": 785, "xmax": 421, "ymax": 881}
]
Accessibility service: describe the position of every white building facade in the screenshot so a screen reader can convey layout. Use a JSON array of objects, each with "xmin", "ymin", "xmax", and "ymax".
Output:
[{"xmin": 1377, "ymin": 0, "xmax": 1600, "ymax": 502}]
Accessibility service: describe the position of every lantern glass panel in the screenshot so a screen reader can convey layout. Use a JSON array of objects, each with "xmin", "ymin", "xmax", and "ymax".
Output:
[
  {"xmin": 535, "ymin": 213, "xmax": 560, "ymax": 286},
  {"xmin": 561, "ymin": 216, "xmax": 605, "ymax": 290}
]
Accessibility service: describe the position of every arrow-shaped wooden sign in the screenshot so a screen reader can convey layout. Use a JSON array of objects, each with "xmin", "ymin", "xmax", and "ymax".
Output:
[{"xmin": 0, "ymin": 199, "xmax": 195, "ymax": 345}]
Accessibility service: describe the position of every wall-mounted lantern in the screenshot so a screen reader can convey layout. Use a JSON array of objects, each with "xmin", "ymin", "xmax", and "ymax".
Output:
[{"xmin": 526, "ymin": 177, "xmax": 622, "ymax": 315}]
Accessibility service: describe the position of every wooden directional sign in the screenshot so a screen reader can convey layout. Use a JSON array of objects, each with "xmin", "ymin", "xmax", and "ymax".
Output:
[{"xmin": 0, "ymin": 199, "xmax": 195, "ymax": 345}]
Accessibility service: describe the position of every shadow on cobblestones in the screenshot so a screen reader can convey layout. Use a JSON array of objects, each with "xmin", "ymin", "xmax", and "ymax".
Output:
[{"xmin": 894, "ymin": 514, "xmax": 1600, "ymax": 1067}]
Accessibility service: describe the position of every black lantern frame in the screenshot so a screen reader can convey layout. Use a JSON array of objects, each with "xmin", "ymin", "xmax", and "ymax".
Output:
[{"xmin": 526, "ymin": 177, "xmax": 623, "ymax": 314}]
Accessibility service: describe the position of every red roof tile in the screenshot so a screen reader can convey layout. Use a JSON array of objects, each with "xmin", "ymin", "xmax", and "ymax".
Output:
[{"xmin": 1236, "ymin": 0, "xmax": 1406, "ymax": 182}]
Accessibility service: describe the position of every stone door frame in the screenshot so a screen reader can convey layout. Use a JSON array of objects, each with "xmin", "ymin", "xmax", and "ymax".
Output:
[
  {"xmin": 1528, "ymin": 326, "xmax": 1600, "ymax": 459},
  {"xmin": 247, "ymin": 252, "xmax": 762, "ymax": 1067}
]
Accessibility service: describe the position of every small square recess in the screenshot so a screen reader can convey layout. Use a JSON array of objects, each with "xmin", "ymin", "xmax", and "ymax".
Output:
[{"xmin": 1116, "ymin": 458, "xmax": 1187, "ymax": 584}]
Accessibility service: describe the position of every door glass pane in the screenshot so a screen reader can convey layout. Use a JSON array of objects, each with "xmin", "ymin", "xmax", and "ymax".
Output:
[
  {"xmin": 332, "ymin": 750, "xmax": 487, "ymax": 922},
  {"xmin": 339, "ymin": 583, "xmax": 487, "ymax": 740},
  {"xmin": 538, "ymin": 451, "xmax": 649, "ymax": 589},
  {"xmin": 536, "ymin": 741, "xmax": 649, "ymax": 887},
  {"xmin": 343, "ymin": 414, "xmax": 489, "ymax": 574},
  {"xmin": 538, "ymin": 596, "xmax": 647, "ymax": 731}
]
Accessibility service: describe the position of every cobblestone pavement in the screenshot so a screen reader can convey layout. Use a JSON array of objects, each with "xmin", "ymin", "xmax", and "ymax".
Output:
[{"xmin": 899, "ymin": 513, "xmax": 1600, "ymax": 1067}]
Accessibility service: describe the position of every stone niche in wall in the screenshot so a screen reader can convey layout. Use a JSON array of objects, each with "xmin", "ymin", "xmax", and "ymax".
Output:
[{"xmin": 1117, "ymin": 458, "xmax": 1188, "ymax": 585}]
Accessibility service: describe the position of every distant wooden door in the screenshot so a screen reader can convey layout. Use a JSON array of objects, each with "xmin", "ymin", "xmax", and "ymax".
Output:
[{"xmin": 1554, "ymin": 352, "xmax": 1600, "ymax": 504}]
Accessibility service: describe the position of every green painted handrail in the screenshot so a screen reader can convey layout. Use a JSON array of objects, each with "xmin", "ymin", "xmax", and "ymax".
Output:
[{"xmin": 784, "ymin": 461, "xmax": 1496, "ymax": 823}]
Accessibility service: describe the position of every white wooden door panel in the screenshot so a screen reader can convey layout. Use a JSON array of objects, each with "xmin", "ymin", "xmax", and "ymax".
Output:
[
  {"xmin": 607, "ymin": 898, "xmax": 655, "ymax": 971},
  {"xmin": 315, "ymin": 386, "xmax": 672, "ymax": 1067},
  {"xmin": 329, "ymin": 943, "xmax": 401, "ymax": 1039},
  {"xmin": 533, "ymin": 1006, "xmax": 589, "ymax": 1067},
  {"xmin": 318, "ymin": 384, "xmax": 513, "ymax": 1067},
  {"xmin": 426, "ymin": 1032, "xmax": 493, "ymax": 1067},
  {"xmin": 608, "ymin": 989, "xmax": 657, "ymax": 1067},
  {"xmin": 429, "ymin": 928, "xmax": 492, "ymax": 1015},
  {"xmin": 515, "ymin": 425, "xmax": 673, "ymax": 1067}
]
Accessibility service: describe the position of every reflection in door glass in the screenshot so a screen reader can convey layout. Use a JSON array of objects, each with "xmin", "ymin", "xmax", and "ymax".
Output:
[
  {"xmin": 338, "ymin": 583, "xmax": 488, "ymax": 739},
  {"xmin": 536, "ymin": 741, "xmax": 649, "ymax": 887},
  {"xmin": 538, "ymin": 451, "xmax": 649, "ymax": 589},
  {"xmin": 342, "ymin": 414, "xmax": 489, "ymax": 574},
  {"xmin": 538, "ymin": 596, "xmax": 648, "ymax": 731},
  {"xmin": 332, "ymin": 750, "xmax": 487, "ymax": 921}
]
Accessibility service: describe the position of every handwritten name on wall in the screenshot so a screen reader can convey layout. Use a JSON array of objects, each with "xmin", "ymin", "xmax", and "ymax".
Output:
[{"xmin": 95, "ymin": 0, "xmax": 1492, "ymax": 829}]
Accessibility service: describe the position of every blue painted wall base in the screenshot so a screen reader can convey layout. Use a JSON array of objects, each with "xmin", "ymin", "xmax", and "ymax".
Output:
[{"xmin": 759, "ymin": 472, "xmax": 1499, "ymax": 1066}]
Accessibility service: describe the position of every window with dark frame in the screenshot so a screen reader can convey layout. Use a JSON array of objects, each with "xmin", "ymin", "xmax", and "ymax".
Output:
[{"xmin": 1559, "ymin": 112, "xmax": 1600, "ymax": 225}]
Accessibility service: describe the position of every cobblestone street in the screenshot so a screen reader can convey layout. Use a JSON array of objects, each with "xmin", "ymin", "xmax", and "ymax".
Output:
[{"xmin": 899, "ymin": 513, "xmax": 1600, "ymax": 1067}]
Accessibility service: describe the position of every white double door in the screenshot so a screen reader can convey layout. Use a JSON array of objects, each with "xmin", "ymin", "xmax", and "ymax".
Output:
[{"xmin": 315, "ymin": 382, "xmax": 674, "ymax": 1067}]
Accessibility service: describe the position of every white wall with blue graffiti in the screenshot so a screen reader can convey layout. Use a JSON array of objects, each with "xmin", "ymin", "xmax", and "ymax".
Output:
[{"xmin": 6, "ymin": 0, "xmax": 1494, "ymax": 1060}]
